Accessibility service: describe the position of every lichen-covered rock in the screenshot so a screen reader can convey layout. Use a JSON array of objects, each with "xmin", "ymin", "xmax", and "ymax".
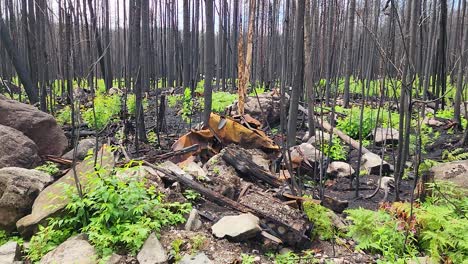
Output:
[
  {"xmin": 361, "ymin": 152, "xmax": 393, "ymax": 175},
  {"xmin": 429, "ymin": 160, "xmax": 468, "ymax": 190}
]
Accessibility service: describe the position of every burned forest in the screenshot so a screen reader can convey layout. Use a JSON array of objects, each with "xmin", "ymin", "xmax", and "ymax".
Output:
[{"xmin": 0, "ymin": 0, "xmax": 467, "ymax": 263}]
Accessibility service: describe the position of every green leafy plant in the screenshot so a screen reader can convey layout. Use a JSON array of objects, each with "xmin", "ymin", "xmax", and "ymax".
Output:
[
  {"xmin": 211, "ymin": 91, "xmax": 237, "ymax": 112},
  {"xmin": 266, "ymin": 250, "xmax": 317, "ymax": 264},
  {"xmin": 303, "ymin": 201, "xmax": 334, "ymax": 240},
  {"xmin": 414, "ymin": 181, "xmax": 468, "ymax": 263},
  {"xmin": 170, "ymin": 238, "xmax": 184, "ymax": 262},
  {"xmin": 27, "ymin": 221, "xmax": 75, "ymax": 262},
  {"xmin": 28, "ymin": 162, "xmax": 191, "ymax": 260},
  {"xmin": 212, "ymin": 166, "xmax": 221, "ymax": 175},
  {"xmin": 336, "ymin": 106, "xmax": 400, "ymax": 140},
  {"xmin": 241, "ymin": 254, "xmax": 257, "ymax": 264},
  {"xmin": 345, "ymin": 208, "xmax": 418, "ymax": 262},
  {"xmin": 126, "ymin": 94, "xmax": 149, "ymax": 117},
  {"xmin": 82, "ymin": 94, "xmax": 121, "ymax": 130},
  {"xmin": 167, "ymin": 87, "xmax": 237, "ymax": 122},
  {"xmin": 320, "ymin": 139, "xmax": 347, "ymax": 161},
  {"xmin": 190, "ymin": 234, "xmax": 206, "ymax": 253},
  {"xmin": 0, "ymin": 230, "xmax": 22, "ymax": 247},
  {"xmin": 0, "ymin": 230, "xmax": 7, "ymax": 246},
  {"xmin": 167, "ymin": 94, "xmax": 182, "ymax": 108},
  {"xmin": 346, "ymin": 184, "xmax": 468, "ymax": 264},
  {"xmin": 442, "ymin": 148, "xmax": 468, "ymax": 162},
  {"xmin": 336, "ymin": 107, "xmax": 376, "ymax": 139},
  {"xmin": 436, "ymin": 108, "xmax": 467, "ymax": 128},
  {"xmin": 56, "ymin": 106, "xmax": 72, "ymax": 126},
  {"xmin": 147, "ymin": 131, "xmax": 158, "ymax": 144},
  {"xmin": 248, "ymin": 85, "xmax": 266, "ymax": 96},
  {"xmin": 274, "ymin": 252, "xmax": 300, "ymax": 264},
  {"xmin": 35, "ymin": 162, "xmax": 60, "ymax": 176},
  {"xmin": 181, "ymin": 88, "xmax": 195, "ymax": 122},
  {"xmin": 183, "ymin": 189, "xmax": 201, "ymax": 202},
  {"xmin": 274, "ymin": 251, "xmax": 317, "ymax": 264}
]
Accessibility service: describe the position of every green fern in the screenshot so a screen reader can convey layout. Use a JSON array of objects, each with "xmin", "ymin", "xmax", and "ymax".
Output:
[{"xmin": 442, "ymin": 148, "xmax": 468, "ymax": 162}]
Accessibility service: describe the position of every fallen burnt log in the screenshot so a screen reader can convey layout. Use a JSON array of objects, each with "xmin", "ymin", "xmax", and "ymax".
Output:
[
  {"xmin": 238, "ymin": 190, "xmax": 311, "ymax": 246},
  {"xmin": 143, "ymin": 161, "xmax": 311, "ymax": 247},
  {"xmin": 291, "ymin": 97, "xmax": 393, "ymax": 174},
  {"xmin": 221, "ymin": 146, "xmax": 282, "ymax": 188}
]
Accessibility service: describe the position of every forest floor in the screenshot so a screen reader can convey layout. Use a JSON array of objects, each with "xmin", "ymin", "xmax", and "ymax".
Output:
[{"xmin": 2, "ymin": 87, "xmax": 467, "ymax": 264}]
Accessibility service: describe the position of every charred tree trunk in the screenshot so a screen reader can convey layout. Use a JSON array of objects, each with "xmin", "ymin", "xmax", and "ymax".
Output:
[{"xmin": 203, "ymin": 0, "xmax": 215, "ymax": 124}]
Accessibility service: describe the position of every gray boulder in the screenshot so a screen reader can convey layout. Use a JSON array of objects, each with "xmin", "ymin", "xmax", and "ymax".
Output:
[
  {"xmin": 211, "ymin": 213, "xmax": 261, "ymax": 241},
  {"xmin": 0, "ymin": 95, "xmax": 68, "ymax": 156},
  {"xmin": 304, "ymin": 130, "xmax": 332, "ymax": 145},
  {"xmin": 371, "ymin": 127, "xmax": 399, "ymax": 145},
  {"xmin": 0, "ymin": 241, "xmax": 21, "ymax": 264},
  {"xmin": 0, "ymin": 167, "xmax": 53, "ymax": 231},
  {"xmin": 39, "ymin": 234, "xmax": 97, "ymax": 264},
  {"xmin": 327, "ymin": 162, "xmax": 355, "ymax": 178},
  {"xmin": 361, "ymin": 152, "xmax": 393, "ymax": 175},
  {"xmin": 137, "ymin": 233, "xmax": 168, "ymax": 264},
  {"xmin": 179, "ymin": 253, "xmax": 213, "ymax": 264},
  {"xmin": 62, "ymin": 138, "xmax": 96, "ymax": 160},
  {"xmin": 0, "ymin": 124, "xmax": 40, "ymax": 169},
  {"xmin": 289, "ymin": 143, "xmax": 324, "ymax": 166}
]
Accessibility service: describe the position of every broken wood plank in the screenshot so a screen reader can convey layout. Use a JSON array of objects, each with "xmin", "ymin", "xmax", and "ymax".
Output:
[
  {"xmin": 221, "ymin": 146, "xmax": 282, "ymax": 188},
  {"xmin": 45, "ymin": 155, "xmax": 72, "ymax": 165}
]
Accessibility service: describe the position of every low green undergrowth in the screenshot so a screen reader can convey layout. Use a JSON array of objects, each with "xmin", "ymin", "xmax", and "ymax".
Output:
[
  {"xmin": 442, "ymin": 148, "xmax": 468, "ymax": 161},
  {"xmin": 167, "ymin": 87, "xmax": 237, "ymax": 122},
  {"xmin": 335, "ymin": 106, "xmax": 399, "ymax": 140},
  {"xmin": 0, "ymin": 230, "xmax": 23, "ymax": 248},
  {"xmin": 303, "ymin": 201, "xmax": 334, "ymax": 240},
  {"xmin": 82, "ymin": 94, "xmax": 121, "ymax": 130},
  {"xmin": 56, "ymin": 106, "xmax": 72, "ymax": 125},
  {"xmin": 27, "ymin": 161, "xmax": 191, "ymax": 262},
  {"xmin": 319, "ymin": 138, "xmax": 347, "ymax": 161},
  {"xmin": 126, "ymin": 94, "xmax": 149, "ymax": 117},
  {"xmin": 35, "ymin": 162, "xmax": 60, "ymax": 176},
  {"xmin": 266, "ymin": 250, "xmax": 317, "ymax": 264},
  {"xmin": 345, "ymin": 181, "xmax": 468, "ymax": 264}
]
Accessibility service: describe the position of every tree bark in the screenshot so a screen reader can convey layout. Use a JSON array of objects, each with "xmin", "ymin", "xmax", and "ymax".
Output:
[
  {"xmin": 0, "ymin": 18, "xmax": 39, "ymax": 104},
  {"xmin": 287, "ymin": 0, "xmax": 305, "ymax": 146},
  {"xmin": 203, "ymin": 0, "xmax": 215, "ymax": 124},
  {"xmin": 343, "ymin": 0, "xmax": 356, "ymax": 108}
]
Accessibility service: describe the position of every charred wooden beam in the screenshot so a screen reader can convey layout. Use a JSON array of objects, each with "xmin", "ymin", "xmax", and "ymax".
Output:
[{"xmin": 221, "ymin": 146, "xmax": 282, "ymax": 188}]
